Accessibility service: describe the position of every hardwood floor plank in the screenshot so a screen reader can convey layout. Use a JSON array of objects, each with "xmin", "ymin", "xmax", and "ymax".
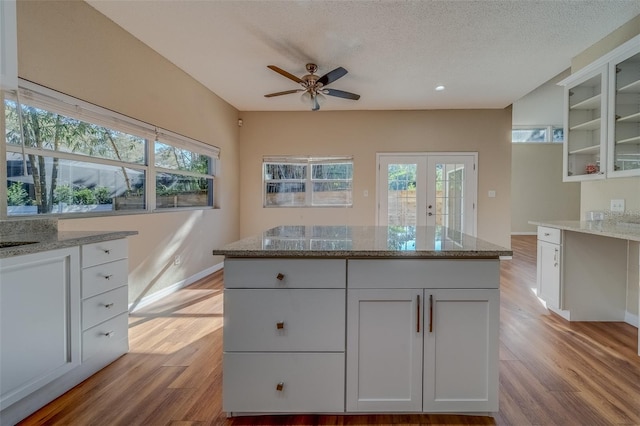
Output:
[{"xmin": 17, "ymin": 236, "xmax": 640, "ymax": 426}]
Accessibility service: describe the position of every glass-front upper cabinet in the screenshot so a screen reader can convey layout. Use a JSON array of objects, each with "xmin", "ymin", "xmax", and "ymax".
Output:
[
  {"xmin": 562, "ymin": 65, "xmax": 608, "ymax": 181},
  {"xmin": 608, "ymin": 46, "xmax": 640, "ymax": 178}
]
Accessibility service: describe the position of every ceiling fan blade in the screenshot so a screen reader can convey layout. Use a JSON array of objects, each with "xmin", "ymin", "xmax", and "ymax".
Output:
[
  {"xmin": 324, "ymin": 88, "xmax": 360, "ymax": 101},
  {"xmin": 264, "ymin": 89, "xmax": 302, "ymax": 98},
  {"xmin": 267, "ymin": 65, "xmax": 304, "ymax": 84},
  {"xmin": 317, "ymin": 67, "xmax": 348, "ymax": 86}
]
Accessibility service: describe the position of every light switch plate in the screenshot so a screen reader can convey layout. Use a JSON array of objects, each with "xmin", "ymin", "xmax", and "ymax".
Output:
[
  {"xmin": 488, "ymin": 190, "xmax": 496, "ymax": 198},
  {"xmin": 610, "ymin": 199, "xmax": 625, "ymax": 213}
]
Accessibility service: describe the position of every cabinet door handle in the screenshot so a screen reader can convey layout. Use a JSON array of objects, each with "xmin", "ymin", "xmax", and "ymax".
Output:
[
  {"xmin": 544, "ymin": 232, "xmax": 550, "ymax": 236},
  {"xmin": 276, "ymin": 321, "xmax": 285, "ymax": 330},
  {"xmin": 429, "ymin": 294, "xmax": 434, "ymax": 333},
  {"xmin": 416, "ymin": 294, "xmax": 420, "ymax": 333},
  {"xmin": 276, "ymin": 382, "xmax": 284, "ymax": 391},
  {"xmin": 104, "ymin": 331, "xmax": 115, "ymax": 338},
  {"xmin": 104, "ymin": 303, "xmax": 114, "ymax": 309},
  {"xmin": 276, "ymin": 273, "xmax": 285, "ymax": 281},
  {"xmin": 104, "ymin": 274, "xmax": 113, "ymax": 280},
  {"xmin": 104, "ymin": 249, "xmax": 111, "ymax": 254},
  {"xmin": 554, "ymin": 248, "xmax": 559, "ymax": 266}
]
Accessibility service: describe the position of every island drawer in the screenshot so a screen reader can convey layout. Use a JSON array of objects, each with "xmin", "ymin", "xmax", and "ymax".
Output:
[
  {"xmin": 82, "ymin": 258, "xmax": 128, "ymax": 298},
  {"xmin": 348, "ymin": 259, "xmax": 500, "ymax": 289},
  {"xmin": 537, "ymin": 226, "xmax": 562, "ymax": 244},
  {"xmin": 82, "ymin": 286, "xmax": 128, "ymax": 331},
  {"xmin": 82, "ymin": 239, "xmax": 128, "ymax": 268},
  {"xmin": 82, "ymin": 312, "xmax": 128, "ymax": 362},
  {"xmin": 224, "ymin": 259, "xmax": 346, "ymax": 288},
  {"xmin": 224, "ymin": 289, "xmax": 345, "ymax": 352},
  {"xmin": 223, "ymin": 352, "xmax": 344, "ymax": 413}
]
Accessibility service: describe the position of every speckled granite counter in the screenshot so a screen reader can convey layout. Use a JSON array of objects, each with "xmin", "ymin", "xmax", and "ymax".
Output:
[
  {"xmin": 0, "ymin": 219, "xmax": 137, "ymax": 259},
  {"xmin": 212, "ymin": 225, "xmax": 512, "ymax": 258},
  {"xmin": 529, "ymin": 219, "xmax": 640, "ymax": 242}
]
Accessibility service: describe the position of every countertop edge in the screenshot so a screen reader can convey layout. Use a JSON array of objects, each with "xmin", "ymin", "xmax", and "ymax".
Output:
[
  {"xmin": 529, "ymin": 220, "xmax": 640, "ymax": 243},
  {"xmin": 212, "ymin": 250, "xmax": 512, "ymax": 259},
  {"xmin": 0, "ymin": 231, "xmax": 138, "ymax": 259}
]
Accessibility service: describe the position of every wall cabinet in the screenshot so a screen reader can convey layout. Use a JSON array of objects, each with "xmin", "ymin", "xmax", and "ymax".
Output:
[
  {"xmin": 0, "ymin": 247, "xmax": 81, "ymax": 410},
  {"xmin": 561, "ymin": 34, "xmax": 640, "ymax": 181},
  {"xmin": 536, "ymin": 227, "xmax": 562, "ymax": 310}
]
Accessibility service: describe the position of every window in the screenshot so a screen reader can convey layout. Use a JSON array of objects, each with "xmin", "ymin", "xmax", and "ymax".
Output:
[
  {"xmin": 3, "ymin": 80, "xmax": 219, "ymax": 217},
  {"xmin": 512, "ymin": 126, "xmax": 564, "ymax": 143},
  {"xmin": 264, "ymin": 156, "xmax": 353, "ymax": 207}
]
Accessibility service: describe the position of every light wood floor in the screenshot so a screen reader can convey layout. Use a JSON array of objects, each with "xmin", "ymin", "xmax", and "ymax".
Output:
[{"xmin": 19, "ymin": 236, "xmax": 640, "ymax": 426}]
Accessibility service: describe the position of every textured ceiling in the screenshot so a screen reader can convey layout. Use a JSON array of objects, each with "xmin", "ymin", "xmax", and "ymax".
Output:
[{"xmin": 86, "ymin": 0, "xmax": 640, "ymax": 112}]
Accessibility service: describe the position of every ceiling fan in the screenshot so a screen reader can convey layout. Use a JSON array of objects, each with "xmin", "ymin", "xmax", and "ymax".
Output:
[{"xmin": 265, "ymin": 63, "xmax": 360, "ymax": 111}]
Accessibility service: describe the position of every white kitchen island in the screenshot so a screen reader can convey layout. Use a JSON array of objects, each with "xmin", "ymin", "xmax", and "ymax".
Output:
[
  {"xmin": 530, "ymin": 219, "xmax": 640, "ymax": 356},
  {"xmin": 212, "ymin": 225, "xmax": 512, "ymax": 416}
]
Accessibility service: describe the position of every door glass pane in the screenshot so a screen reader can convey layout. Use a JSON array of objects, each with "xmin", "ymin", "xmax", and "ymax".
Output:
[
  {"xmin": 613, "ymin": 51, "xmax": 640, "ymax": 173},
  {"xmin": 387, "ymin": 164, "xmax": 417, "ymax": 226},
  {"xmin": 434, "ymin": 163, "xmax": 465, "ymax": 233}
]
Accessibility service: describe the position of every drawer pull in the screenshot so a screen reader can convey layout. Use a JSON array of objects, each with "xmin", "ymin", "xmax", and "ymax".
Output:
[
  {"xmin": 104, "ymin": 249, "xmax": 111, "ymax": 254},
  {"xmin": 276, "ymin": 382, "xmax": 284, "ymax": 391},
  {"xmin": 104, "ymin": 274, "xmax": 113, "ymax": 280},
  {"xmin": 104, "ymin": 303, "xmax": 114, "ymax": 309},
  {"xmin": 104, "ymin": 331, "xmax": 115, "ymax": 338},
  {"xmin": 276, "ymin": 321, "xmax": 285, "ymax": 330},
  {"xmin": 544, "ymin": 233, "xmax": 550, "ymax": 237},
  {"xmin": 276, "ymin": 273, "xmax": 285, "ymax": 281}
]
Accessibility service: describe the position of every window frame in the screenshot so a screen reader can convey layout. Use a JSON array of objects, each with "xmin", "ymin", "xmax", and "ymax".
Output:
[
  {"xmin": 2, "ymin": 79, "xmax": 220, "ymax": 218},
  {"xmin": 263, "ymin": 156, "xmax": 354, "ymax": 208},
  {"xmin": 512, "ymin": 125, "xmax": 564, "ymax": 143}
]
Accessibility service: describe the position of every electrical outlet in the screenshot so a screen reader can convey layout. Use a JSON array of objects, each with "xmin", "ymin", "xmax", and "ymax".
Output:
[
  {"xmin": 610, "ymin": 199, "xmax": 625, "ymax": 213},
  {"xmin": 174, "ymin": 255, "xmax": 181, "ymax": 265}
]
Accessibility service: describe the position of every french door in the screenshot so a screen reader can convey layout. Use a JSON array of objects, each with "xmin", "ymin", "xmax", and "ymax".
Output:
[{"xmin": 377, "ymin": 153, "xmax": 477, "ymax": 236}]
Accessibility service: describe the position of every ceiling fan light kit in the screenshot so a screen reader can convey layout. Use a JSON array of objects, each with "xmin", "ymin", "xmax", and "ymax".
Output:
[{"xmin": 265, "ymin": 63, "xmax": 360, "ymax": 111}]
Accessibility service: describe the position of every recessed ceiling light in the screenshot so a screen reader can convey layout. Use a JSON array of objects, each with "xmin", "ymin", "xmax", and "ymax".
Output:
[{"xmin": 435, "ymin": 85, "xmax": 445, "ymax": 91}]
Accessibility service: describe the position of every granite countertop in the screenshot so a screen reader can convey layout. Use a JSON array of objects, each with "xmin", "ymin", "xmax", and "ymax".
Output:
[
  {"xmin": 530, "ymin": 219, "xmax": 640, "ymax": 243},
  {"xmin": 212, "ymin": 225, "xmax": 512, "ymax": 259},
  {"xmin": 0, "ymin": 219, "xmax": 137, "ymax": 259}
]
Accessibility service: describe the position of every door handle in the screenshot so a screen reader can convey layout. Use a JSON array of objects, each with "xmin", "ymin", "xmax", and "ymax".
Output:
[
  {"xmin": 416, "ymin": 294, "xmax": 420, "ymax": 333},
  {"xmin": 429, "ymin": 294, "xmax": 433, "ymax": 333},
  {"xmin": 428, "ymin": 212, "xmax": 433, "ymax": 216}
]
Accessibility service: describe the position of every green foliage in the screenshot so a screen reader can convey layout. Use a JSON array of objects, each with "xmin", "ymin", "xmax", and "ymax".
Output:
[
  {"xmin": 93, "ymin": 187, "xmax": 112, "ymax": 204},
  {"xmin": 73, "ymin": 188, "xmax": 96, "ymax": 205},
  {"xmin": 7, "ymin": 182, "xmax": 30, "ymax": 206},
  {"xmin": 54, "ymin": 184, "xmax": 74, "ymax": 204}
]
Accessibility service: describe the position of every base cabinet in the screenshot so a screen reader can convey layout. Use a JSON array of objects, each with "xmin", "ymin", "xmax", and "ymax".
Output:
[
  {"xmin": 346, "ymin": 288, "xmax": 499, "ymax": 413},
  {"xmin": 223, "ymin": 257, "xmax": 501, "ymax": 415}
]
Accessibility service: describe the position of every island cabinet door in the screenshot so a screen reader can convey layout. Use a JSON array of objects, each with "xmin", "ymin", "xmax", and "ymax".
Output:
[
  {"xmin": 423, "ymin": 289, "xmax": 499, "ymax": 412},
  {"xmin": 346, "ymin": 289, "xmax": 423, "ymax": 412}
]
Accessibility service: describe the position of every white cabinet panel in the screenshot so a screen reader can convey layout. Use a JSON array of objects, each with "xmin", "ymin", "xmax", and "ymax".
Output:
[
  {"xmin": 82, "ymin": 286, "xmax": 128, "ymax": 331},
  {"xmin": 224, "ymin": 258, "xmax": 346, "ymax": 288},
  {"xmin": 537, "ymin": 240, "xmax": 561, "ymax": 309},
  {"xmin": 224, "ymin": 289, "xmax": 345, "ymax": 352},
  {"xmin": 223, "ymin": 352, "xmax": 344, "ymax": 413},
  {"xmin": 0, "ymin": 247, "xmax": 80, "ymax": 408},
  {"xmin": 346, "ymin": 289, "xmax": 423, "ymax": 412},
  {"xmin": 81, "ymin": 239, "xmax": 128, "ymax": 268},
  {"xmin": 348, "ymin": 259, "xmax": 499, "ymax": 289},
  {"xmin": 423, "ymin": 289, "xmax": 499, "ymax": 412},
  {"xmin": 82, "ymin": 312, "xmax": 128, "ymax": 362},
  {"xmin": 81, "ymin": 259, "xmax": 128, "ymax": 299}
]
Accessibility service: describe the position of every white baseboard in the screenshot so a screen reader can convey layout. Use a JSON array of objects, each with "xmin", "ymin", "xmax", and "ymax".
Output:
[
  {"xmin": 625, "ymin": 311, "xmax": 639, "ymax": 328},
  {"xmin": 511, "ymin": 232, "xmax": 537, "ymax": 236},
  {"xmin": 129, "ymin": 262, "xmax": 224, "ymax": 312}
]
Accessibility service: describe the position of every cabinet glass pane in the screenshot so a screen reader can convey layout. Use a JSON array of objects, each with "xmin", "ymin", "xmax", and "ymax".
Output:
[
  {"xmin": 567, "ymin": 74, "xmax": 603, "ymax": 177},
  {"xmin": 613, "ymin": 51, "xmax": 640, "ymax": 173}
]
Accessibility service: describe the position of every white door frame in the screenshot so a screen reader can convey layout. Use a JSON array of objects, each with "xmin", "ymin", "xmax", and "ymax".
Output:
[{"xmin": 376, "ymin": 152, "xmax": 478, "ymax": 236}]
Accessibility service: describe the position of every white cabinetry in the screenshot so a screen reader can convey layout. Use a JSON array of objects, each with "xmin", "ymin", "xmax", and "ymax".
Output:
[
  {"xmin": 223, "ymin": 258, "xmax": 346, "ymax": 414},
  {"xmin": 0, "ymin": 247, "xmax": 80, "ymax": 410},
  {"xmin": 346, "ymin": 259, "xmax": 499, "ymax": 413},
  {"xmin": 0, "ymin": 238, "xmax": 130, "ymax": 425},
  {"xmin": 536, "ymin": 226, "xmax": 562, "ymax": 310},
  {"xmin": 81, "ymin": 239, "xmax": 129, "ymax": 362},
  {"xmin": 561, "ymin": 34, "xmax": 640, "ymax": 181}
]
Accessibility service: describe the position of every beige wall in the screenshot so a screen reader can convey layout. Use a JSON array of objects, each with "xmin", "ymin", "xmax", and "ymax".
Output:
[
  {"xmin": 511, "ymin": 69, "xmax": 580, "ymax": 233},
  {"xmin": 511, "ymin": 144, "xmax": 580, "ymax": 232},
  {"xmin": 573, "ymin": 15, "xmax": 640, "ymax": 217},
  {"xmin": 238, "ymin": 109, "xmax": 512, "ymax": 248},
  {"xmin": 16, "ymin": 0, "xmax": 240, "ymax": 304}
]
